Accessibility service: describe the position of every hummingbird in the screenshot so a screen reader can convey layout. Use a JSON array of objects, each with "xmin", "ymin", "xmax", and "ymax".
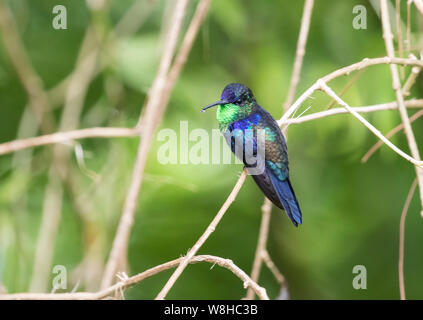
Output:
[{"xmin": 202, "ymin": 83, "xmax": 302, "ymax": 227}]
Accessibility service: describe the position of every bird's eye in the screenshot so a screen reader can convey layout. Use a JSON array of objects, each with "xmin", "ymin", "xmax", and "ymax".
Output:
[{"xmin": 233, "ymin": 97, "xmax": 242, "ymax": 105}]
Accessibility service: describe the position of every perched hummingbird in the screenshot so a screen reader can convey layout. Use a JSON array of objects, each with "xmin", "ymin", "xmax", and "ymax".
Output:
[{"xmin": 202, "ymin": 83, "xmax": 302, "ymax": 227}]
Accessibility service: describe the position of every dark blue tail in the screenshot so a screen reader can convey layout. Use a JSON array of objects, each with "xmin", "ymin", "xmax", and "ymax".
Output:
[{"xmin": 270, "ymin": 174, "xmax": 302, "ymax": 227}]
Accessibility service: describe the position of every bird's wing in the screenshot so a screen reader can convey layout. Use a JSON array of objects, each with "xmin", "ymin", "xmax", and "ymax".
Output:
[
  {"xmin": 251, "ymin": 168, "xmax": 284, "ymax": 209},
  {"xmin": 256, "ymin": 107, "xmax": 289, "ymax": 180},
  {"xmin": 253, "ymin": 107, "xmax": 302, "ymax": 226}
]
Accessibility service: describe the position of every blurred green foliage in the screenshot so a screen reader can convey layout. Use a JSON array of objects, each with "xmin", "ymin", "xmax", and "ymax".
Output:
[{"xmin": 0, "ymin": 0, "xmax": 423, "ymax": 299}]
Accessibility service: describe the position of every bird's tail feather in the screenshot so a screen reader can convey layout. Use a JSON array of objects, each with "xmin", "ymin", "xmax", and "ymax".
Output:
[{"xmin": 270, "ymin": 175, "xmax": 302, "ymax": 227}]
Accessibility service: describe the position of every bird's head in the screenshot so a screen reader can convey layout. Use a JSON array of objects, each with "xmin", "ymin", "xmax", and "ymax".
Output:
[{"xmin": 202, "ymin": 83, "xmax": 257, "ymax": 125}]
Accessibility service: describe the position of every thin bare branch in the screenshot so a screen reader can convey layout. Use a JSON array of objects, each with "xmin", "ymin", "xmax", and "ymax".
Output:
[
  {"xmin": 280, "ymin": 57, "xmax": 423, "ymax": 126},
  {"xmin": 262, "ymin": 250, "xmax": 286, "ymax": 286},
  {"xmin": 283, "ymin": 99, "xmax": 423, "ymax": 125},
  {"xmin": 396, "ymin": 0, "xmax": 405, "ymax": 79},
  {"xmin": 0, "ymin": 127, "xmax": 140, "ymax": 156},
  {"xmin": 319, "ymin": 82, "xmax": 422, "ymax": 167},
  {"xmin": 402, "ymin": 54, "xmax": 422, "ymax": 96},
  {"xmin": 399, "ymin": 179, "xmax": 418, "ymax": 300},
  {"xmin": 407, "ymin": 0, "xmax": 412, "ymax": 51},
  {"xmin": 155, "ymin": 169, "xmax": 248, "ymax": 300},
  {"xmin": 0, "ymin": 255, "xmax": 268, "ymax": 300},
  {"xmin": 248, "ymin": 1, "xmax": 314, "ymax": 299},
  {"xmin": 362, "ymin": 109, "xmax": 423, "ymax": 163},
  {"xmin": 325, "ymin": 69, "xmax": 366, "ymax": 110},
  {"xmin": 283, "ymin": 0, "xmax": 314, "ymax": 111},
  {"xmin": 156, "ymin": 0, "xmax": 212, "ymax": 125},
  {"xmin": 246, "ymin": 198, "xmax": 272, "ymax": 300}
]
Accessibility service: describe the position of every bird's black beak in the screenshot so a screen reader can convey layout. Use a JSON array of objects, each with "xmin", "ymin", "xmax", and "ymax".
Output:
[{"xmin": 201, "ymin": 99, "xmax": 229, "ymax": 112}]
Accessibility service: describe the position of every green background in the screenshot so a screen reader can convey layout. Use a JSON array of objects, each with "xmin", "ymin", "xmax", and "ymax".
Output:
[{"xmin": 0, "ymin": 0, "xmax": 422, "ymax": 299}]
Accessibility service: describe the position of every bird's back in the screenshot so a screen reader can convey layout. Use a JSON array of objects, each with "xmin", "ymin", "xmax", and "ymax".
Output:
[{"xmin": 224, "ymin": 105, "xmax": 302, "ymax": 226}]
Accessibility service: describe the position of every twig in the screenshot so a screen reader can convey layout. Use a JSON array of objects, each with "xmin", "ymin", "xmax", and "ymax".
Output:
[
  {"xmin": 283, "ymin": 99, "xmax": 423, "ymax": 125},
  {"xmin": 399, "ymin": 179, "xmax": 418, "ymax": 300},
  {"xmin": 101, "ymin": 0, "xmax": 191, "ymax": 289},
  {"xmin": 155, "ymin": 169, "xmax": 248, "ymax": 300},
  {"xmin": 319, "ymin": 56, "xmax": 423, "ymax": 84},
  {"xmin": 325, "ymin": 69, "xmax": 366, "ymax": 109},
  {"xmin": 362, "ymin": 109, "xmax": 423, "ymax": 163},
  {"xmin": 1, "ymin": 100, "xmax": 420, "ymax": 158},
  {"xmin": 402, "ymin": 54, "xmax": 422, "ymax": 96},
  {"xmin": 280, "ymin": 56, "xmax": 423, "ymax": 126},
  {"xmin": 150, "ymin": 54, "xmax": 423, "ymax": 298},
  {"xmin": 319, "ymin": 81, "xmax": 423, "ymax": 167},
  {"xmin": 262, "ymin": 250, "xmax": 286, "ymax": 286},
  {"xmin": 396, "ymin": 0, "xmax": 405, "ymax": 79},
  {"xmin": 29, "ymin": 171, "xmax": 64, "ymax": 292},
  {"xmin": 248, "ymin": 1, "xmax": 313, "ymax": 298},
  {"xmin": 245, "ymin": 199, "xmax": 272, "ymax": 300},
  {"xmin": 0, "ymin": 127, "xmax": 140, "ymax": 156},
  {"xmin": 247, "ymin": 1, "xmax": 315, "ymax": 299},
  {"xmin": 283, "ymin": 0, "xmax": 314, "ymax": 111},
  {"xmin": 155, "ymin": 0, "xmax": 212, "ymax": 126},
  {"xmin": 0, "ymin": 0, "xmax": 55, "ymax": 133},
  {"xmin": 407, "ymin": 0, "xmax": 412, "ymax": 52},
  {"xmin": 0, "ymin": 255, "xmax": 268, "ymax": 300},
  {"xmin": 380, "ymin": 0, "xmax": 423, "ymax": 215}
]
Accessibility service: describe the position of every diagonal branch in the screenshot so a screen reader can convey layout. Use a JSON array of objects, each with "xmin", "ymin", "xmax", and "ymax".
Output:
[
  {"xmin": 245, "ymin": 198, "xmax": 272, "ymax": 300},
  {"xmin": 361, "ymin": 109, "xmax": 423, "ymax": 163},
  {"xmin": 283, "ymin": 0, "xmax": 314, "ymax": 111},
  {"xmin": 101, "ymin": 0, "xmax": 191, "ymax": 289},
  {"xmin": 248, "ymin": 0, "xmax": 314, "ymax": 299},
  {"xmin": 284, "ymin": 99, "xmax": 423, "ymax": 125},
  {"xmin": 155, "ymin": 169, "xmax": 248, "ymax": 300},
  {"xmin": 319, "ymin": 81, "xmax": 423, "ymax": 167}
]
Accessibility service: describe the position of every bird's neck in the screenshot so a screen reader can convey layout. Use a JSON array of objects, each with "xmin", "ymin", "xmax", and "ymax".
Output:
[{"xmin": 216, "ymin": 102, "xmax": 256, "ymax": 131}]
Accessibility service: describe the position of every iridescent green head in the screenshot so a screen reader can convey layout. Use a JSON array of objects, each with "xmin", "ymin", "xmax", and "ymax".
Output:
[{"xmin": 202, "ymin": 83, "xmax": 257, "ymax": 130}]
